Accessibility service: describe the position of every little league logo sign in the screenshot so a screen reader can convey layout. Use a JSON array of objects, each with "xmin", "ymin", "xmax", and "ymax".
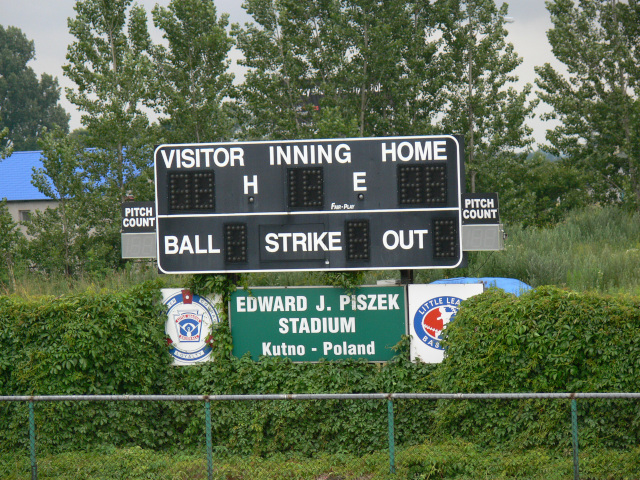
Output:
[
  {"xmin": 413, "ymin": 297, "xmax": 462, "ymax": 350},
  {"xmin": 162, "ymin": 289, "xmax": 221, "ymax": 365},
  {"xmin": 408, "ymin": 283, "xmax": 484, "ymax": 363}
]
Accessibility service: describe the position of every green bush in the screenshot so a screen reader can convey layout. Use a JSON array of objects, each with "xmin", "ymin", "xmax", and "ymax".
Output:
[
  {"xmin": 169, "ymin": 353, "xmax": 438, "ymax": 455},
  {"xmin": 0, "ymin": 281, "xmax": 176, "ymax": 452},
  {"xmin": 3, "ymin": 279, "xmax": 640, "ymax": 456},
  {"xmin": 0, "ymin": 282, "xmax": 439, "ymax": 454},
  {"xmin": 432, "ymin": 286, "xmax": 640, "ymax": 449},
  {"xmin": 3, "ymin": 442, "xmax": 640, "ymax": 479}
]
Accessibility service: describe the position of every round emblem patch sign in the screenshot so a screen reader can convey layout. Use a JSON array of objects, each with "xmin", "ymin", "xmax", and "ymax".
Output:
[
  {"xmin": 413, "ymin": 296, "xmax": 462, "ymax": 350},
  {"xmin": 164, "ymin": 289, "xmax": 221, "ymax": 364}
]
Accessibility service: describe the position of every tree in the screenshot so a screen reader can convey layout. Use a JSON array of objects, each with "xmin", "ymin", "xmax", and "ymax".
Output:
[
  {"xmin": 64, "ymin": 0, "xmax": 155, "ymax": 202},
  {"xmin": 234, "ymin": 0, "xmax": 444, "ymax": 140},
  {"xmin": 434, "ymin": 0, "xmax": 537, "ymax": 193},
  {"xmin": 476, "ymin": 151, "xmax": 588, "ymax": 227},
  {"xmin": 536, "ymin": 0, "xmax": 640, "ymax": 207},
  {"xmin": 63, "ymin": 0, "xmax": 156, "ymax": 270},
  {"xmin": 27, "ymin": 129, "xmax": 91, "ymax": 276},
  {"xmin": 0, "ymin": 25, "xmax": 69, "ymax": 150},
  {"xmin": 0, "ymin": 198, "xmax": 24, "ymax": 290},
  {"xmin": 151, "ymin": 0, "xmax": 235, "ymax": 143}
]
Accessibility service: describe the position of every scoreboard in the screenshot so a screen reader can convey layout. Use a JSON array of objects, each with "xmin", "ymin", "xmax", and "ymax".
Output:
[{"xmin": 154, "ymin": 135, "xmax": 465, "ymax": 274}]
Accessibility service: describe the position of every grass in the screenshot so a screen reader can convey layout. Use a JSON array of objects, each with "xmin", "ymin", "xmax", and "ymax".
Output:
[
  {"xmin": 4, "ymin": 260, "xmax": 186, "ymax": 297},
  {"xmin": 2, "ymin": 441, "xmax": 639, "ymax": 479},
  {"xmin": 415, "ymin": 205, "xmax": 640, "ymax": 293}
]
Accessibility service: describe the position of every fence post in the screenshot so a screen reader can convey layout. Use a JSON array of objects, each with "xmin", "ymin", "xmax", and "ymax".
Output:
[
  {"xmin": 29, "ymin": 401, "xmax": 37, "ymax": 480},
  {"xmin": 571, "ymin": 399, "xmax": 579, "ymax": 480},
  {"xmin": 387, "ymin": 398, "xmax": 396, "ymax": 474},
  {"xmin": 205, "ymin": 401, "xmax": 213, "ymax": 480}
]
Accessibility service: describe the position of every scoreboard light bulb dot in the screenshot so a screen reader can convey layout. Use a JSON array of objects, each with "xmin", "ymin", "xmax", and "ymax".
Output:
[{"xmin": 248, "ymin": 196, "xmax": 254, "ymax": 203}]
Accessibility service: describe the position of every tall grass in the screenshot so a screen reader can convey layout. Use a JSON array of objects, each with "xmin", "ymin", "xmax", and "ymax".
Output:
[
  {"xmin": 433, "ymin": 205, "xmax": 640, "ymax": 293},
  {"xmin": 6, "ymin": 260, "xmax": 186, "ymax": 297},
  {"xmin": 8, "ymin": 206, "xmax": 640, "ymax": 296}
]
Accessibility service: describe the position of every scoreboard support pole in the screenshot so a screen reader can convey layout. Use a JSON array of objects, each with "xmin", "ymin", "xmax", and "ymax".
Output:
[{"xmin": 400, "ymin": 269, "xmax": 415, "ymax": 285}]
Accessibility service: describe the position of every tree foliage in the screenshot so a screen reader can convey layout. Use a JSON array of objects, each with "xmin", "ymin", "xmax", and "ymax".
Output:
[
  {"xmin": 476, "ymin": 151, "xmax": 588, "ymax": 227},
  {"xmin": 233, "ymin": 0, "xmax": 535, "ymax": 187},
  {"xmin": 536, "ymin": 0, "xmax": 640, "ymax": 207},
  {"xmin": 435, "ymin": 0, "xmax": 537, "ymax": 192},
  {"xmin": 0, "ymin": 25, "xmax": 69, "ymax": 151},
  {"xmin": 0, "ymin": 127, "xmax": 11, "ymax": 159},
  {"xmin": 15, "ymin": 0, "xmax": 631, "ymax": 280},
  {"xmin": 26, "ymin": 129, "xmax": 92, "ymax": 276},
  {"xmin": 64, "ymin": 0, "xmax": 155, "ymax": 201},
  {"xmin": 233, "ymin": 0, "xmax": 445, "ymax": 140},
  {"xmin": 151, "ymin": 0, "xmax": 236, "ymax": 143}
]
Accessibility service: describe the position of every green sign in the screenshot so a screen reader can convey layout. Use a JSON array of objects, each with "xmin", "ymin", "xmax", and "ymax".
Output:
[{"xmin": 230, "ymin": 286, "xmax": 406, "ymax": 362}]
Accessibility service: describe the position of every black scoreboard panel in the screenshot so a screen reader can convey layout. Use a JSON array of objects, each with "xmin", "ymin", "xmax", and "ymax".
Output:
[{"xmin": 154, "ymin": 135, "xmax": 465, "ymax": 274}]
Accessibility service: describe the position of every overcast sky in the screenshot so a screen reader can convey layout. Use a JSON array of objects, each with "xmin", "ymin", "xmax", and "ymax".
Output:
[{"xmin": 2, "ymin": 0, "xmax": 559, "ymax": 147}]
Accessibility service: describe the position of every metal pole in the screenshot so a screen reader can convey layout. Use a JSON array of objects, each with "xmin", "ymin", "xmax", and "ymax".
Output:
[
  {"xmin": 5, "ymin": 392, "xmax": 640, "ymax": 402},
  {"xmin": 387, "ymin": 399, "xmax": 396, "ymax": 474},
  {"xmin": 571, "ymin": 399, "xmax": 580, "ymax": 480},
  {"xmin": 29, "ymin": 401, "xmax": 37, "ymax": 480},
  {"xmin": 205, "ymin": 401, "xmax": 213, "ymax": 480},
  {"xmin": 400, "ymin": 269, "xmax": 414, "ymax": 284}
]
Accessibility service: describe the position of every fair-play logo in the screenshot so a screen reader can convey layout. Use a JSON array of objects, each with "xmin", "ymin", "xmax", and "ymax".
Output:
[
  {"xmin": 413, "ymin": 296, "xmax": 462, "ymax": 350},
  {"xmin": 163, "ymin": 289, "xmax": 221, "ymax": 364}
]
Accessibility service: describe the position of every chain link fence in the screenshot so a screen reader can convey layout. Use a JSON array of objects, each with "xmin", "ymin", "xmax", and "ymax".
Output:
[{"xmin": 2, "ymin": 392, "xmax": 640, "ymax": 479}]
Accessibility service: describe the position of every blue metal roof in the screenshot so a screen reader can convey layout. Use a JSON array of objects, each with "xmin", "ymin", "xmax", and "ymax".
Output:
[{"xmin": 0, "ymin": 150, "xmax": 53, "ymax": 201}]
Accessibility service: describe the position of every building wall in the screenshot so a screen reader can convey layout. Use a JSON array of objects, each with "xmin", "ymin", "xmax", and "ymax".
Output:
[{"xmin": 6, "ymin": 199, "xmax": 59, "ymax": 231}]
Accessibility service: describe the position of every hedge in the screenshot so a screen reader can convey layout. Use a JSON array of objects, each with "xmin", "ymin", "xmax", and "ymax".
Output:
[
  {"xmin": 0, "ymin": 281, "xmax": 177, "ymax": 452},
  {"xmin": 1, "ymin": 282, "xmax": 640, "ymax": 454},
  {"xmin": 433, "ymin": 286, "xmax": 640, "ymax": 449},
  {"xmin": 0, "ymin": 281, "xmax": 436, "ymax": 454}
]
